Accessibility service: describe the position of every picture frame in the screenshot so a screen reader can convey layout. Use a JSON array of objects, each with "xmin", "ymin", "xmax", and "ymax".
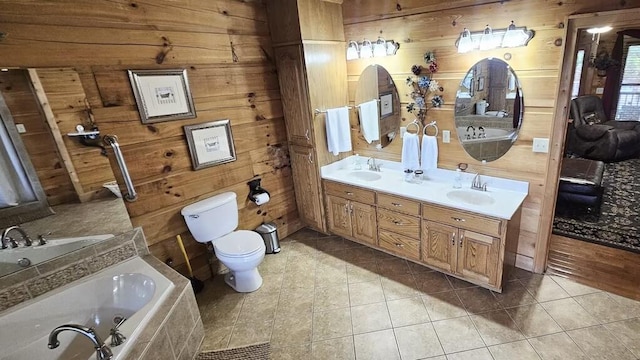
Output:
[
  {"xmin": 184, "ymin": 120, "xmax": 236, "ymax": 170},
  {"xmin": 477, "ymin": 76, "xmax": 485, "ymax": 92},
  {"xmin": 379, "ymin": 92, "xmax": 393, "ymax": 118},
  {"xmin": 128, "ymin": 69, "xmax": 196, "ymax": 124}
]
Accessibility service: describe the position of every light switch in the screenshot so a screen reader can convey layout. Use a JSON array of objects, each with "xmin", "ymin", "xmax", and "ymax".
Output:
[
  {"xmin": 442, "ymin": 130, "xmax": 450, "ymax": 143},
  {"xmin": 532, "ymin": 138, "xmax": 549, "ymax": 153},
  {"xmin": 16, "ymin": 124, "xmax": 26, "ymax": 133}
]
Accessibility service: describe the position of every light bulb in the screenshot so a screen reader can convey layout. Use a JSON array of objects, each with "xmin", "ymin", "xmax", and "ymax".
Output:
[
  {"xmin": 360, "ymin": 40, "xmax": 373, "ymax": 58},
  {"xmin": 457, "ymin": 28, "xmax": 473, "ymax": 53},
  {"xmin": 346, "ymin": 41, "xmax": 359, "ymax": 60},
  {"xmin": 373, "ymin": 37, "xmax": 387, "ymax": 57},
  {"xmin": 479, "ymin": 25, "xmax": 498, "ymax": 50}
]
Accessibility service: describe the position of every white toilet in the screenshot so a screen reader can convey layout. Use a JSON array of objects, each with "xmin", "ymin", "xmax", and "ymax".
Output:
[{"xmin": 181, "ymin": 192, "xmax": 266, "ymax": 293}]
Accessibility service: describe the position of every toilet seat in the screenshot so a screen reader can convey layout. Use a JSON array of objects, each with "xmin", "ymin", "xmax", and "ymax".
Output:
[{"xmin": 214, "ymin": 230, "xmax": 265, "ymax": 258}]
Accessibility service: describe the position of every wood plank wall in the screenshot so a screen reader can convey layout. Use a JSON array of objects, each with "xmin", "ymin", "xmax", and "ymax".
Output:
[
  {"xmin": 342, "ymin": 0, "xmax": 640, "ymax": 271},
  {"xmin": 0, "ymin": 0, "xmax": 302, "ymax": 280},
  {"xmin": 0, "ymin": 70, "xmax": 77, "ymax": 205}
]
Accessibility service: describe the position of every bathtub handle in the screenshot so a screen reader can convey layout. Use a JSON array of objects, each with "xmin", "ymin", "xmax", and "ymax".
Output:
[
  {"xmin": 104, "ymin": 135, "xmax": 138, "ymax": 202},
  {"xmin": 110, "ymin": 317, "xmax": 127, "ymax": 347}
]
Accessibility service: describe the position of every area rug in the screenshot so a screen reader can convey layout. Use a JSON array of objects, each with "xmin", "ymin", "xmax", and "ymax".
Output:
[
  {"xmin": 553, "ymin": 158, "xmax": 640, "ymax": 253},
  {"xmin": 195, "ymin": 343, "xmax": 270, "ymax": 360}
]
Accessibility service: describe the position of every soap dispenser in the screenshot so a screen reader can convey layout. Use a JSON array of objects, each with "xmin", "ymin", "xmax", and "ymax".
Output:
[
  {"xmin": 453, "ymin": 169, "xmax": 463, "ymax": 189},
  {"xmin": 353, "ymin": 154, "xmax": 362, "ymax": 170}
]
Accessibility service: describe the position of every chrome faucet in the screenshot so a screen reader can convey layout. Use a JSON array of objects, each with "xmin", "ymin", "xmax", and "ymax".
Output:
[
  {"xmin": 1, "ymin": 226, "xmax": 33, "ymax": 249},
  {"xmin": 466, "ymin": 126, "xmax": 476, "ymax": 139},
  {"xmin": 48, "ymin": 324, "xmax": 113, "ymax": 360},
  {"xmin": 367, "ymin": 157, "xmax": 381, "ymax": 172},
  {"xmin": 471, "ymin": 173, "xmax": 488, "ymax": 191}
]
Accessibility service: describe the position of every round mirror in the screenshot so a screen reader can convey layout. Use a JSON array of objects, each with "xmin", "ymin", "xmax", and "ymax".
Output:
[
  {"xmin": 454, "ymin": 58, "xmax": 523, "ymax": 162},
  {"xmin": 355, "ymin": 65, "xmax": 401, "ymax": 148}
]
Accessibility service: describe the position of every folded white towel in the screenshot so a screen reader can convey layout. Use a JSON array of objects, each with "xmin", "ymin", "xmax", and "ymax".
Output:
[
  {"xmin": 401, "ymin": 132, "xmax": 420, "ymax": 171},
  {"xmin": 326, "ymin": 107, "xmax": 352, "ymax": 156},
  {"xmin": 421, "ymin": 135, "xmax": 438, "ymax": 173},
  {"xmin": 358, "ymin": 100, "xmax": 379, "ymax": 143}
]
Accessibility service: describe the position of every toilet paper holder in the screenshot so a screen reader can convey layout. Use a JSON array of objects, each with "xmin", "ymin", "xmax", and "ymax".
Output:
[{"xmin": 247, "ymin": 179, "xmax": 270, "ymax": 204}]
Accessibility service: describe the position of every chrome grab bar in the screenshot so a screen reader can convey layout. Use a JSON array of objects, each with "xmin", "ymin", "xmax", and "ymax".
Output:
[{"xmin": 103, "ymin": 135, "xmax": 137, "ymax": 202}]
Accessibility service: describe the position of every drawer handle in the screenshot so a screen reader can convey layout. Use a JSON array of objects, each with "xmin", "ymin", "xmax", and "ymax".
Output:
[
  {"xmin": 307, "ymin": 153, "xmax": 313, "ymax": 164},
  {"xmin": 451, "ymin": 217, "xmax": 466, "ymax": 222},
  {"xmin": 451, "ymin": 233, "xmax": 455, "ymax": 245},
  {"xmin": 346, "ymin": 191, "xmax": 354, "ymax": 196},
  {"xmin": 460, "ymin": 238, "xmax": 463, "ymax": 248},
  {"xmin": 305, "ymin": 129, "xmax": 310, "ymax": 141},
  {"xmin": 394, "ymin": 243, "xmax": 405, "ymax": 248},
  {"xmin": 391, "ymin": 202, "xmax": 402, "ymax": 207},
  {"xmin": 392, "ymin": 220, "xmax": 403, "ymax": 225}
]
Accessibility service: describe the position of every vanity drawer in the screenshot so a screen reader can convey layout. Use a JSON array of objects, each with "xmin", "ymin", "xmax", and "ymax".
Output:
[
  {"xmin": 378, "ymin": 230, "xmax": 420, "ymax": 261},
  {"xmin": 377, "ymin": 193, "xmax": 421, "ymax": 215},
  {"xmin": 377, "ymin": 208, "xmax": 420, "ymax": 239},
  {"xmin": 422, "ymin": 203, "xmax": 502, "ymax": 237},
  {"xmin": 324, "ymin": 181, "xmax": 376, "ymax": 204}
]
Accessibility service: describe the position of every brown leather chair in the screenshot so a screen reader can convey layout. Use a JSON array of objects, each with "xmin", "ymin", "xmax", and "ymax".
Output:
[{"xmin": 567, "ymin": 95, "xmax": 640, "ymax": 162}]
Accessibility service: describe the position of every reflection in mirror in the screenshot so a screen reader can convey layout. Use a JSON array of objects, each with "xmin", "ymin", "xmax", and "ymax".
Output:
[
  {"xmin": 454, "ymin": 58, "xmax": 523, "ymax": 162},
  {"xmin": 354, "ymin": 65, "xmax": 401, "ymax": 148}
]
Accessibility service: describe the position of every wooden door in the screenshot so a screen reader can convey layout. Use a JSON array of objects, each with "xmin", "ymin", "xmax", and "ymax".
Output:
[
  {"xmin": 326, "ymin": 195, "xmax": 352, "ymax": 238},
  {"xmin": 422, "ymin": 221, "xmax": 457, "ymax": 273},
  {"xmin": 273, "ymin": 45, "xmax": 313, "ymax": 146},
  {"xmin": 456, "ymin": 230, "xmax": 501, "ymax": 287},
  {"xmin": 290, "ymin": 145, "xmax": 325, "ymax": 231},
  {"xmin": 351, "ymin": 201, "xmax": 377, "ymax": 245}
]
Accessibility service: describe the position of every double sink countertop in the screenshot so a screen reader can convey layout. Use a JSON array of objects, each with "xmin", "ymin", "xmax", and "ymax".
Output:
[{"xmin": 320, "ymin": 156, "xmax": 529, "ymax": 220}]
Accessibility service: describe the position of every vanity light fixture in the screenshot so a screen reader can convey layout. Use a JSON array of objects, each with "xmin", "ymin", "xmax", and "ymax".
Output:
[
  {"xmin": 479, "ymin": 25, "xmax": 497, "ymax": 51},
  {"xmin": 346, "ymin": 39, "xmax": 400, "ymax": 60},
  {"xmin": 457, "ymin": 28, "xmax": 474, "ymax": 53},
  {"xmin": 359, "ymin": 39, "xmax": 373, "ymax": 58},
  {"xmin": 373, "ymin": 37, "xmax": 387, "ymax": 57},
  {"xmin": 346, "ymin": 41, "xmax": 360, "ymax": 60},
  {"xmin": 456, "ymin": 21, "xmax": 534, "ymax": 53},
  {"xmin": 586, "ymin": 26, "xmax": 613, "ymax": 34}
]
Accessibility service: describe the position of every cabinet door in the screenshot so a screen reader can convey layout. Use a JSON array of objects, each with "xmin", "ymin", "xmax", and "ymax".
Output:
[
  {"xmin": 326, "ymin": 195, "xmax": 352, "ymax": 238},
  {"xmin": 422, "ymin": 221, "xmax": 457, "ymax": 273},
  {"xmin": 273, "ymin": 45, "xmax": 313, "ymax": 146},
  {"xmin": 351, "ymin": 201, "xmax": 377, "ymax": 245},
  {"xmin": 290, "ymin": 145, "xmax": 325, "ymax": 231},
  {"xmin": 456, "ymin": 230, "xmax": 501, "ymax": 287}
]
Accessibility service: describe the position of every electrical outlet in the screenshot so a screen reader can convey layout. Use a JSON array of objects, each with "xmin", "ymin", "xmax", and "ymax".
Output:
[
  {"xmin": 442, "ymin": 130, "xmax": 450, "ymax": 143},
  {"xmin": 532, "ymin": 137, "xmax": 549, "ymax": 153},
  {"xmin": 595, "ymin": 87, "xmax": 604, "ymax": 95},
  {"xmin": 15, "ymin": 124, "xmax": 26, "ymax": 133}
]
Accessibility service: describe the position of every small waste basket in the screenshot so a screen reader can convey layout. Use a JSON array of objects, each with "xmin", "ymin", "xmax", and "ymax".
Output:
[{"xmin": 255, "ymin": 222, "xmax": 280, "ymax": 254}]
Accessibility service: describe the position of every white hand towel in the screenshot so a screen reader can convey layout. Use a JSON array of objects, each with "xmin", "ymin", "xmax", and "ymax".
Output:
[
  {"xmin": 401, "ymin": 132, "xmax": 420, "ymax": 170},
  {"xmin": 326, "ymin": 107, "xmax": 352, "ymax": 156},
  {"xmin": 358, "ymin": 100, "xmax": 379, "ymax": 143},
  {"xmin": 421, "ymin": 135, "xmax": 438, "ymax": 173}
]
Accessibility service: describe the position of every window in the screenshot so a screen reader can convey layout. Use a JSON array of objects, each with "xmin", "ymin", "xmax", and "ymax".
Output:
[
  {"xmin": 571, "ymin": 50, "xmax": 585, "ymax": 99},
  {"xmin": 615, "ymin": 44, "xmax": 640, "ymax": 121}
]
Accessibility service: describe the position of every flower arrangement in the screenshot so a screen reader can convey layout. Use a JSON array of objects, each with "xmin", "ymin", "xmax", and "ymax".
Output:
[
  {"xmin": 591, "ymin": 50, "xmax": 618, "ymax": 71},
  {"xmin": 406, "ymin": 51, "xmax": 444, "ymax": 123}
]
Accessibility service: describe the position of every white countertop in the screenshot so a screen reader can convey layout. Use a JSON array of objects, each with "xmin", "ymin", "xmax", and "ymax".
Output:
[{"xmin": 321, "ymin": 156, "xmax": 529, "ymax": 220}]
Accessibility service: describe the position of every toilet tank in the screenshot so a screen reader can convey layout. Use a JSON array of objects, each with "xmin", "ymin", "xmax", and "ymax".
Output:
[{"xmin": 181, "ymin": 192, "xmax": 238, "ymax": 243}]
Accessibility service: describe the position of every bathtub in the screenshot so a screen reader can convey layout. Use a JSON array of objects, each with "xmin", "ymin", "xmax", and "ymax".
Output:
[
  {"xmin": 457, "ymin": 127, "xmax": 517, "ymax": 144},
  {"xmin": 0, "ymin": 234, "xmax": 114, "ymax": 276},
  {"xmin": 0, "ymin": 256, "xmax": 175, "ymax": 360}
]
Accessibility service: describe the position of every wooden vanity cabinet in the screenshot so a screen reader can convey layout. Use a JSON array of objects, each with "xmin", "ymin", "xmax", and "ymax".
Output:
[
  {"xmin": 290, "ymin": 145, "xmax": 325, "ymax": 231},
  {"xmin": 376, "ymin": 194, "xmax": 422, "ymax": 260},
  {"xmin": 325, "ymin": 182, "xmax": 377, "ymax": 246}
]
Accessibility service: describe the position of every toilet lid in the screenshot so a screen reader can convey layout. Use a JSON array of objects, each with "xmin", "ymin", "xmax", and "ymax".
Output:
[{"xmin": 214, "ymin": 230, "xmax": 264, "ymax": 257}]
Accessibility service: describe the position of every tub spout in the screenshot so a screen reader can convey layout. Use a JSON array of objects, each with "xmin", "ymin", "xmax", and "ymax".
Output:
[
  {"xmin": 1, "ymin": 225, "xmax": 32, "ymax": 249},
  {"xmin": 48, "ymin": 324, "xmax": 113, "ymax": 360}
]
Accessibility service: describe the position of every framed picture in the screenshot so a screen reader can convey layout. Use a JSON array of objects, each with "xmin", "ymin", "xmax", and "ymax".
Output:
[
  {"xmin": 128, "ymin": 69, "xmax": 196, "ymax": 124},
  {"xmin": 477, "ymin": 76, "xmax": 485, "ymax": 92},
  {"xmin": 184, "ymin": 120, "xmax": 236, "ymax": 170},
  {"xmin": 379, "ymin": 92, "xmax": 393, "ymax": 118}
]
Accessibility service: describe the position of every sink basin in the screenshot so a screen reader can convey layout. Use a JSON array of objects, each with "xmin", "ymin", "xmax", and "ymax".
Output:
[
  {"xmin": 446, "ymin": 189, "xmax": 495, "ymax": 206},
  {"xmin": 348, "ymin": 171, "xmax": 382, "ymax": 182}
]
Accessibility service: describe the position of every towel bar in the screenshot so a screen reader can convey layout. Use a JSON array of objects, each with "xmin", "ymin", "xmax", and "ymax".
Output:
[{"xmin": 314, "ymin": 106, "xmax": 353, "ymax": 116}]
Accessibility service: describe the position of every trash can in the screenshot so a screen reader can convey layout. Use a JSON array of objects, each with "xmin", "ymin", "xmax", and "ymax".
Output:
[{"xmin": 255, "ymin": 222, "xmax": 280, "ymax": 254}]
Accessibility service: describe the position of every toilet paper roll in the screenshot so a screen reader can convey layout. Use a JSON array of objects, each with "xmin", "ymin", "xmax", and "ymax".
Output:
[{"xmin": 253, "ymin": 193, "xmax": 270, "ymax": 205}]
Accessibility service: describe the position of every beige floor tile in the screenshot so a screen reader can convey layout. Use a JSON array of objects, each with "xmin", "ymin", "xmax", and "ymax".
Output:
[
  {"xmin": 567, "ymin": 325, "xmax": 636, "ymax": 360},
  {"xmin": 349, "ymin": 280, "xmax": 385, "ymax": 306},
  {"xmin": 386, "ymin": 297, "xmax": 430, "ymax": 327},
  {"xmin": 407, "ymin": 260, "xmax": 433, "ymax": 274},
  {"xmin": 394, "ymin": 323, "xmax": 444, "ymax": 359},
  {"xmin": 506, "ymin": 304, "xmax": 563, "ymax": 338},
  {"xmin": 282, "ymin": 270, "xmax": 316, "ymax": 289},
  {"xmin": 312, "ymin": 336, "xmax": 355, "ymax": 360},
  {"xmin": 471, "ymin": 310, "xmax": 525, "ymax": 346},
  {"xmin": 520, "ymin": 275, "xmax": 570, "ymax": 302},
  {"xmin": 287, "ymin": 228, "xmax": 325, "ymax": 241},
  {"xmin": 432, "ymin": 317, "xmax": 485, "ymax": 354},
  {"xmin": 488, "ymin": 340, "xmax": 541, "ymax": 360},
  {"xmin": 424, "ymin": 356, "xmax": 446, "ymax": 360},
  {"xmin": 539, "ymin": 298, "xmax": 599, "ymax": 331},
  {"xmin": 316, "ymin": 236, "xmax": 350, "ymax": 253},
  {"xmin": 277, "ymin": 287, "xmax": 314, "ymax": 317},
  {"xmin": 456, "ymin": 287, "xmax": 503, "ymax": 314},
  {"xmin": 270, "ymin": 313, "xmax": 313, "ymax": 347},
  {"xmin": 258, "ymin": 253, "xmax": 287, "ymax": 274},
  {"xmin": 235, "ymin": 294, "xmax": 278, "ymax": 324},
  {"xmin": 284, "ymin": 241, "xmax": 318, "ymax": 258},
  {"xmin": 313, "ymin": 307, "xmax": 353, "ymax": 341},
  {"xmin": 285, "ymin": 254, "xmax": 316, "ymax": 272},
  {"xmin": 413, "ymin": 271, "xmax": 454, "ymax": 294},
  {"xmin": 271, "ymin": 343, "xmax": 312, "ymax": 360},
  {"xmin": 353, "ymin": 329, "xmax": 401, "ymax": 360},
  {"xmin": 315, "ymin": 263, "xmax": 348, "ymax": 287},
  {"xmin": 376, "ymin": 257, "xmax": 411, "ymax": 275},
  {"xmin": 200, "ymin": 295, "xmax": 244, "ymax": 330},
  {"xmin": 603, "ymin": 318, "xmax": 640, "ymax": 357},
  {"xmin": 314, "ymin": 284, "xmax": 350, "ymax": 312},
  {"xmin": 347, "ymin": 261, "xmax": 380, "ymax": 284},
  {"xmin": 422, "ymin": 291, "xmax": 468, "ymax": 321},
  {"xmin": 227, "ymin": 317, "xmax": 274, "ymax": 348},
  {"xmin": 492, "ymin": 280, "xmax": 537, "ymax": 308},
  {"xmin": 549, "ymin": 276, "xmax": 601, "ymax": 296},
  {"xmin": 608, "ymin": 292, "xmax": 640, "ymax": 317},
  {"xmin": 345, "ymin": 246, "xmax": 377, "ymax": 264},
  {"xmin": 528, "ymin": 332, "xmax": 588, "ymax": 360},
  {"xmin": 244, "ymin": 272, "xmax": 282, "ymax": 298},
  {"xmin": 380, "ymin": 272, "xmax": 420, "ymax": 300},
  {"xmin": 574, "ymin": 292, "xmax": 636, "ymax": 323},
  {"xmin": 200, "ymin": 325, "xmax": 232, "ymax": 351},
  {"xmin": 351, "ymin": 302, "xmax": 392, "ymax": 334},
  {"xmin": 445, "ymin": 347, "xmax": 494, "ymax": 360},
  {"xmin": 446, "ymin": 275, "xmax": 478, "ymax": 289}
]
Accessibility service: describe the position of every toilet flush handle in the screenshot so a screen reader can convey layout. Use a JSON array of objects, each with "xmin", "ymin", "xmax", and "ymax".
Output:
[{"xmin": 189, "ymin": 215, "xmax": 199, "ymax": 219}]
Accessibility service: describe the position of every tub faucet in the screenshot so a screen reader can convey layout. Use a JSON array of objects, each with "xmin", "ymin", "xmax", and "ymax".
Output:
[
  {"xmin": 1, "ymin": 226, "xmax": 32, "ymax": 249},
  {"xmin": 48, "ymin": 324, "xmax": 113, "ymax": 360}
]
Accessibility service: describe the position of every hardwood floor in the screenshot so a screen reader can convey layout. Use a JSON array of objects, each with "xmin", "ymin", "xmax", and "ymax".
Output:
[{"xmin": 547, "ymin": 234, "xmax": 640, "ymax": 300}]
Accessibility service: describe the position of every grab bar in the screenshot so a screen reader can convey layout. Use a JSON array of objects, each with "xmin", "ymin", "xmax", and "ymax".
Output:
[{"xmin": 103, "ymin": 135, "xmax": 138, "ymax": 202}]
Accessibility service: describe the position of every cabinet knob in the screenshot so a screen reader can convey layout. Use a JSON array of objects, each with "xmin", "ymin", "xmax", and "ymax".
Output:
[
  {"xmin": 460, "ymin": 238, "xmax": 463, "ymax": 248},
  {"xmin": 394, "ymin": 243, "xmax": 405, "ymax": 248},
  {"xmin": 391, "ymin": 202, "xmax": 402, "ymax": 207},
  {"xmin": 392, "ymin": 220, "xmax": 403, "ymax": 225},
  {"xmin": 451, "ymin": 233, "xmax": 456, "ymax": 245},
  {"xmin": 346, "ymin": 192, "xmax": 354, "ymax": 196},
  {"xmin": 451, "ymin": 217, "xmax": 466, "ymax": 222}
]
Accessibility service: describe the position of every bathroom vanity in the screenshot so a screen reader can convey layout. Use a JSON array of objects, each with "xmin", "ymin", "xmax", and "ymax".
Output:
[{"xmin": 321, "ymin": 157, "xmax": 528, "ymax": 292}]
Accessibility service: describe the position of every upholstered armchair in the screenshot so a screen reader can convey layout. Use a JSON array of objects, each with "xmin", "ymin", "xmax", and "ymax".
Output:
[{"xmin": 567, "ymin": 95, "xmax": 640, "ymax": 162}]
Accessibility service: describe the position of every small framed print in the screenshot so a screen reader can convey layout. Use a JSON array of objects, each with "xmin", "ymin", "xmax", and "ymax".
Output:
[
  {"xmin": 477, "ymin": 76, "xmax": 485, "ymax": 92},
  {"xmin": 128, "ymin": 69, "xmax": 196, "ymax": 124},
  {"xmin": 184, "ymin": 120, "xmax": 236, "ymax": 170},
  {"xmin": 379, "ymin": 92, "xmax": 393, "ymax": 118}
]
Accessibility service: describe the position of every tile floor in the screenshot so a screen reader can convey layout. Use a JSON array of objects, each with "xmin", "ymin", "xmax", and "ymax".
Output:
[{"xmin": 196, "ymin": 228, "xmax": 640, "ymax": 360}]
